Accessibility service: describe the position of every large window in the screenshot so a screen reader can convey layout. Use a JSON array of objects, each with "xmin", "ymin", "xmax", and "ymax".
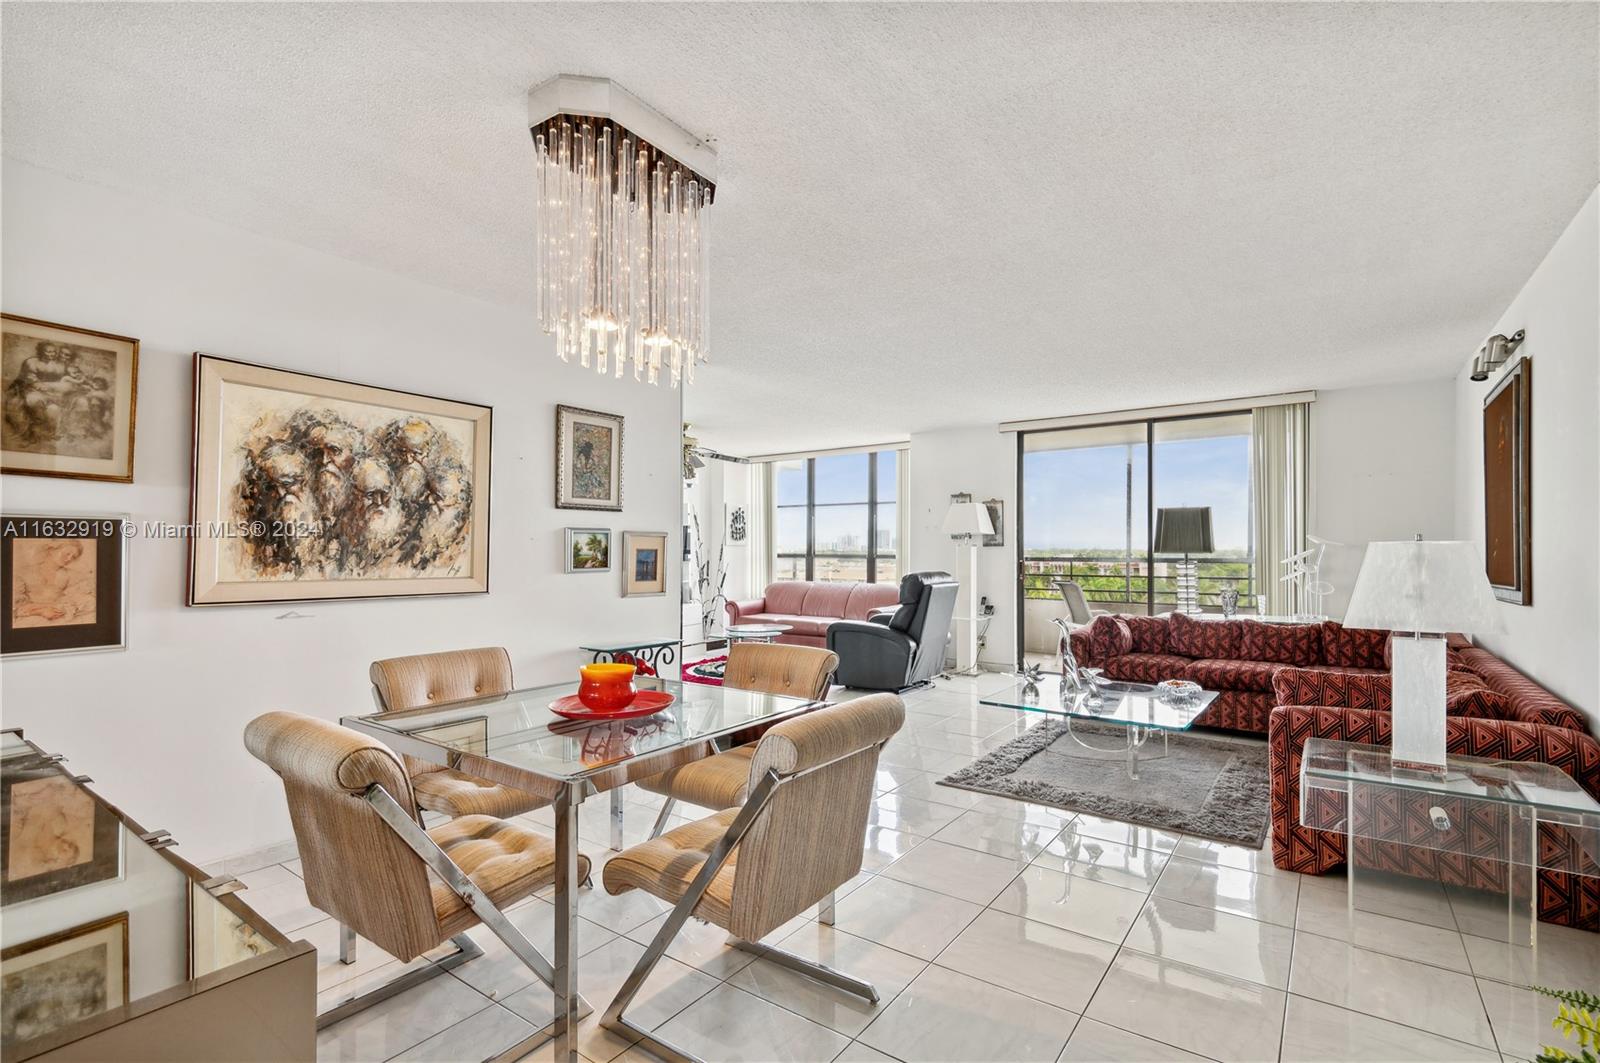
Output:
[
  {"xmin": 1020, "ymin": 412, "xmax": 1255, "ymax": 617},
  {"xmin": 775, "ymin": 450, "xmax": 899, "ymax": 582}
]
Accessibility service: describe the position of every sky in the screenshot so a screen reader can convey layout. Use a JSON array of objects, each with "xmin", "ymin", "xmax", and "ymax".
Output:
[
  {"xmin": 777, "ymin": 451, "xmax": 898, "ymax": 553},
  {"xmin": 1023, "ymin": 434, "xmax": 1251, "ymax": 554}
]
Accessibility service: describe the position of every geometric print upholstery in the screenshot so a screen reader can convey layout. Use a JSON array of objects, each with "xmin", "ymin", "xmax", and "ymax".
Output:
[
  {"xmin": 1088, "ymin": 614, "xmax": 1134, "ymax": 659},
  {"xmin": 1268, "ymin": 705, "xmax": 1600, "ymax": 931},
  {"xmin": 1191, "ymin": 690, "xmax": 1275, "ymax": 734},
  {"xmin": 1320, "ymin": 621, "xmax": 1389, "ymax": 669},
  {"xmin": 1189, "ymin": 658, "xmax": 1279, "ymax": 694},
  {"xmin": 1102, "ymin": 653, "xmax": 1196, "ymax": 685},
  {"xmin": 1239, "ymin": 620, "xmax": 1322, "ymax": 666},
  {"xmin": 1270, "ymin": 667, "xmax": 1512, "ymax": 719},
  {"xmin": 1168, "ymin": 612, "xmax": 1248, "ymax": 659},
  {"xmin": 1454, "ymin": 646, "xmax": 1591, "ymax": 733},
  {"xmin": 1123, "ymin": 615, "xmax": 1171, "ymax": 654}
]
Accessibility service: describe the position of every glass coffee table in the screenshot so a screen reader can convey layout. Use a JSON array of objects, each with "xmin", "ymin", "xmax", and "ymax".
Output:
[
  {"xmin": 725, "ymin": 623, "xmax": 792, "ymax": 644},
  {"xmin": 980, "ymin": 678, "xmax": 1218, "ymax": 780}
]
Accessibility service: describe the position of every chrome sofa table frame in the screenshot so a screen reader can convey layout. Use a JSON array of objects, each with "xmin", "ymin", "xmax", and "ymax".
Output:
[{"xmin": 342, "ymin": 677, "xmax": 824, "ymax": 1063}]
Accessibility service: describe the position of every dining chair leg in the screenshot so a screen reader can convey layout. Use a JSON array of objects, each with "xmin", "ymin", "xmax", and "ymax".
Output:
[
  {"xmin": 602, "ymin": 772, "xmax": 782, "ymax": 1062},
  {"xmin": 362, "ymin": 784, "xmax": 593, "ymax": 1034},
  {"xmin": 648, "ymin": 796, "xmax": 677, "ymax": 839},
  {"xmin": 338, "ymin": 922, "xmax": 357, "ymax": 964},
  {"xmin": 817, "ymin": 890, "xmax": 837, "ymax": 926},
  {"xmin": 727, "ymin": 937, "xmax": 878, "ymax": 1003},
  {"xmin": 552, "ymin": 781, "xmax": 583, "ymax": 1063},
  {"xmin": 317, "ymin": 932, "xmax": 481, "ymax": 1029}
]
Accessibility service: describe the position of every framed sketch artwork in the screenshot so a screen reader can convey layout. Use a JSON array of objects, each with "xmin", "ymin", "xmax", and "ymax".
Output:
[
  {"xmin": 1483, "ymin": 357, "xmax": 1532, "ymax": 605},
  {"xmin": 622, "ymin": 531, "xmax": 668, "ymax": 597},
  {"xmin": 1, "ymin": 913, "xmax": 128, "ymax": 1044},
  {"xmin": 0, "ymin": 749, "xmax": 122, "ymax": 904},
  {"xmin": 727, "ymin": 505, "xmax": 747, "ymax": 546},
  {"xmin": 555, "ymin": 405, "xmax": 623, "ymax": 511},
  {"xmin": 565, "ymin": 528, "xmax": 612, "ymax": 573},
  {"xmin": 188, "ymin": 355, "xmax": 491, "ymax": 606},
  {"xmin": 1, "ymin": 315, "xmax": 138, "ymax": 483},
  {"xmin": 1, "ymin": 514, "xmax": 129, "ymax": 658}
]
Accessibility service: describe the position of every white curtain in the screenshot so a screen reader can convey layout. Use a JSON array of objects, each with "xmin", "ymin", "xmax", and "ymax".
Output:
[
  {"xmin": 1252, "ymin": 402, "xmax": 1310, "ymax": 615},
  {"xmin": 749, "ymin": 461, "xmax": 772, "ymax": 594}
]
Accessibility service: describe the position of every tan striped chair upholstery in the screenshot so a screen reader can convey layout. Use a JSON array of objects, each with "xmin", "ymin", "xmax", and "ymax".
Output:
[
  {"xmin": 369, "ymin": 647, "xmax": 549, "ymax": 819},
  {"xmin": 244, "ymin": 711, "xmax": 587, "ymax": 962},
  {"xmin": 636, "ymin": 643, "xmax": 837, "ymax": 816},
  {"xmin": 600, "ymin": 693, "xmax": 904, "ymax": 1054}
]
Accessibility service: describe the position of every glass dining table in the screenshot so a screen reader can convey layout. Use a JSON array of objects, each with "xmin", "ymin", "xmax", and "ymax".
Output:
[{"xmin": 341, "ymin": 675, "xmax": 826, "ymax": 1063}]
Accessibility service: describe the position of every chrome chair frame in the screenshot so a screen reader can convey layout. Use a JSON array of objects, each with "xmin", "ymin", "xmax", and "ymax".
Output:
[
  {"xmin": 314, "ymin": 782, "xmax": 592, "ymax": 1060},
  {"xmin": 601, "ymin": 752, "xmax": 883, "ymax": 1063}
]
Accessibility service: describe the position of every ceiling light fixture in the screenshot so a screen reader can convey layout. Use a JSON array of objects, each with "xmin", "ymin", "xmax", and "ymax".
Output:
[
  {"xmin": 1469, "ymin": 329, "xmax": 1525, "ymax": 382},
  {"xmin": 529, "ymin": 75, "xmax": 717, "ymax": 387}
]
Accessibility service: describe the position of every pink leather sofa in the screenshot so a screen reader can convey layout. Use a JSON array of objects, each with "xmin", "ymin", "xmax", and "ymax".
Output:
[{"xmin": 725, "ymin": 580, "xmax": 901, "ymax": 647}]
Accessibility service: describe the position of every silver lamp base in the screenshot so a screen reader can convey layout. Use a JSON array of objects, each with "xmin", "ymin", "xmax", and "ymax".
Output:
[{"xmin": 1174, "ymin": 558, "xmax": 1202, "ymax": 616}]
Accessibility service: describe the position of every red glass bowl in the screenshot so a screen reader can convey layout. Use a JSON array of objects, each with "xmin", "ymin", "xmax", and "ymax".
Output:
[
  {"xmin": 549, "ymin": 690, "xmax": 675, "ymax": 721},
  {"xmin": 577, "ymin": 662, "xmax": 638, "ymax": 710}
]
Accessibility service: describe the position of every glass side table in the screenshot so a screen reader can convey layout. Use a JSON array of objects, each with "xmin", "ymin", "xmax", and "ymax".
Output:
[
  {"xmin": 578, "ymin": 637, "xmax": 679, "ymax": 672},
  {"xmin": 1299, "ymin": 738, "xmax": 1600, "ymax": 954},
  {"xmin": 725, "ymin": 623, "xmax": 792, "ymax": 644}
]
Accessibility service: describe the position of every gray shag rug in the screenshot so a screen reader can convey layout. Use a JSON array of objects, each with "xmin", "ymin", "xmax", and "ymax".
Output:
[{"xmin": 939, "ymin": 721, "xmax": 1271, "ymax": 847}]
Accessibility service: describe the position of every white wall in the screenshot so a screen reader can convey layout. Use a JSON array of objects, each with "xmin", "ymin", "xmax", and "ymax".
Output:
[
  {"xmin": 0, "ymin": 159, "xmax": 683, "ymax": 864},
  {"xmin": 1309, "ymin": 378, "xmax": 1457, "ymax": 617},
  {"xmin": 907, "ymin": 427, "xmax": 1015, "ymax": 669},
  {"xmin": 1453, "ymin": 187, "xmax": 1599, "ymax": 726}
]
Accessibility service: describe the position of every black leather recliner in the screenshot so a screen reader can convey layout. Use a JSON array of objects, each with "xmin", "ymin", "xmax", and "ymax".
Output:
[{"xmin": 827, "ymin": 572, "xmax": 960, "ymax": 691}]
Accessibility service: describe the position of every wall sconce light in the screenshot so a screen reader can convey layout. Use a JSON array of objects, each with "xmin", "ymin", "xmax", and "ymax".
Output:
[{"xmin": 1469, "ymin": 330, "xmax": 1526, "ymax": 381}]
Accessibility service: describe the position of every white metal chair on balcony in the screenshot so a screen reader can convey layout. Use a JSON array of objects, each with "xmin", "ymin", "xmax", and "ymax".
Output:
[{"xmin": 1051, "ymin": 579, "xmax": 1101, "ymax": 626}]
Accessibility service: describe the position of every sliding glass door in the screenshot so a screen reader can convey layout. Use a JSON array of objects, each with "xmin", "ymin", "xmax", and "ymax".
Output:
[{"xmin": 1018, "ymin": 412, "xmax": 1256, "ymax": 665}]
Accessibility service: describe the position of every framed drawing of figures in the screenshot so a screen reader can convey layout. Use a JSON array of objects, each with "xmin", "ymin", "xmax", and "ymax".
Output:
[
  {"xmin": 188, "ymin": 355, "xmax": 491, "ymax": 606},
  {"xmin": 1, "ymin": 315, "xmax": 138, "ymax": 483},
  {"xmin": 1, "ymin": 913, "xmax": 128, "ymax": 1044},
  {"xmin": 1483, "ymin": 357, "xmax": 1531, "ymax": 605},
  {"xmin": 1, "ymin": 515, "xmax": 128, "ymax": 658},
  {"xmin": 1, "ymin": 753, "xmax": 122, "ymax": 905},
  {"xmin": 622, "ymin": 531, "xmax": 668, "ymax": 597},
  {"xmin": 555, "ymin": 405, "xmax": 623, "ymax": 511}
]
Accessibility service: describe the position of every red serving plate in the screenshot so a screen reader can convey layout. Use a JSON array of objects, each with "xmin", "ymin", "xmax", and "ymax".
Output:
[{"xmin": 548, "ymin": 690, "xmax": 675, "ymax": 721}]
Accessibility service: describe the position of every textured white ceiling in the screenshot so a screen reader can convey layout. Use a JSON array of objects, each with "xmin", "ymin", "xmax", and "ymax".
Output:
[{"xmin": 3, "ymin": 3, "xmax": 1596, "ymax": 455}]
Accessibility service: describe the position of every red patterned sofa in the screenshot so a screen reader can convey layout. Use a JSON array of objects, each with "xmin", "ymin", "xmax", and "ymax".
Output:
[
  {"xmin": 725, "ymin": 580, "xmax": 900, "ymax": 648},
  {"xmin": 1269, "ymin": 648, "xmax": 1599, "ymax": 930},
  {"xmin": 1068, "ymin": 612, "xmax": 1397, "ymax": 734}
]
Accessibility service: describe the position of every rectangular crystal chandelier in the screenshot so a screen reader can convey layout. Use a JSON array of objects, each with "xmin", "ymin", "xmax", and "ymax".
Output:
[{"xmin": 529, "ymin": 76, "xmax": 717, "ymax": 387}]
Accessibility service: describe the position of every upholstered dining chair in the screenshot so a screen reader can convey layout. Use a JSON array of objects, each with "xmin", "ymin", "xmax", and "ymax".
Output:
[
  {"xmin": 369, "ymin": 646, "xmax": 549, "ymax": 819},
  {"xmin": 244, "ymin": 711, "xmax": 591, "ymax": 1042},
  {"xmin": 600, "ymin": 693, "xmax": 905, "ymax": 1062},
  {"xmin": 636, "ymin": 642, "xmax": 838, "ymax": 838}
]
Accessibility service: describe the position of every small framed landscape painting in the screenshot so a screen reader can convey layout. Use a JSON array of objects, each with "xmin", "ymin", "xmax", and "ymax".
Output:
[
  {"xmin": 1, "ymin": 753, "xmax": 123, "ymax": 906},
  {"xmin": 555, "ymin": 405, "xmax": 623, "ymax": 511},
  {"xmin": 622, "ymin": 531, "xmax": 668, "ymax": 597},
  {"xmin": 188, "ymin": 354, "xmax": 492, "ymax": 606},
  {"xmin": 2, "ymin": 913, "xmax": 129, "ymax": 1044},
  {"xmin": 1483, "ymin": 357, "xmax": 1531, "ymax": 605},
  {"xmin": 565, "ymin": 528, "xmax": 611, "ymax": 573},
  {"xmin": 1, "ymin": 514, "xmax": 129, "ymax": 658},
  {"xmin": 1, "ymin": 315, "xmax": 139, "ymax": 483}
]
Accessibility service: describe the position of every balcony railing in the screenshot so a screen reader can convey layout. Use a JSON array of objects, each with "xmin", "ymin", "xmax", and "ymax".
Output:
[{"xmin": 1022, "ymin": 553, "xmax": 1257, "ymax": 612}]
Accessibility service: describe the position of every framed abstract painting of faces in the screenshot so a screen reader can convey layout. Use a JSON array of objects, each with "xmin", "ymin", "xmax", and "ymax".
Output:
[
  {"xmin": 1, "ymin": 315, "xmax": 139, "ymax": 483},
  {"xmin": 188, "ymin": 354, "xmax": 492, "ymax": 605},
  {"xmin": 555, "ymin": 404, "xmax": 623, "ymax": 511}
]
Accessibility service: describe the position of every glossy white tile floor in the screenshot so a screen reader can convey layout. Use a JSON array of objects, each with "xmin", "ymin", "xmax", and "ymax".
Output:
[{"xmin": 257, "ymin": 672, "xmax": 1595, "ymax": 1062}]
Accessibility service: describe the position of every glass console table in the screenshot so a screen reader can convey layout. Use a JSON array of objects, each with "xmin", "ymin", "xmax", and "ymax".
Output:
[
  {"xmin": 0, "ymin": 729, "xmax": 315, "ymax": 1061},
  {"xmin": 980, "ymin": 678, "xmax": 1219, "ymax": 780},
  {"xmin": 1300, "ymin": 738, "xmax": 1600, "ymax": 951}
]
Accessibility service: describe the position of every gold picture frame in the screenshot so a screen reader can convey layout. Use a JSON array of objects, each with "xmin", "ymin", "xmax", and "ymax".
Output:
[
  {"xmin": 1, "ymin": 912, "xmax": 129, "ymax": 1046},
  {"xmin": 188, "ymin": 354, "xmax": 492, "ymax": 606},
  {"xmin": 1, "ymin": 315, "xmax": 138, "ymax": 483}
]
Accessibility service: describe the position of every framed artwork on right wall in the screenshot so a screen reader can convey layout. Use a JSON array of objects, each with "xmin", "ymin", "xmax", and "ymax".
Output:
[{"xmin": 1483, "ymin": 356, "xmax": 1531, "ymax": 605}]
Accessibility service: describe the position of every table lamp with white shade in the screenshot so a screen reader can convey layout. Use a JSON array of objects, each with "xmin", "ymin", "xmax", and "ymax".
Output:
[
  {"xmin": 943, "ymin": 500, "xmax": 995, "ymax": 675},
  {"xmin": 1342, "ymin": 538, "xmax": 1503, "ymax": 771}
]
